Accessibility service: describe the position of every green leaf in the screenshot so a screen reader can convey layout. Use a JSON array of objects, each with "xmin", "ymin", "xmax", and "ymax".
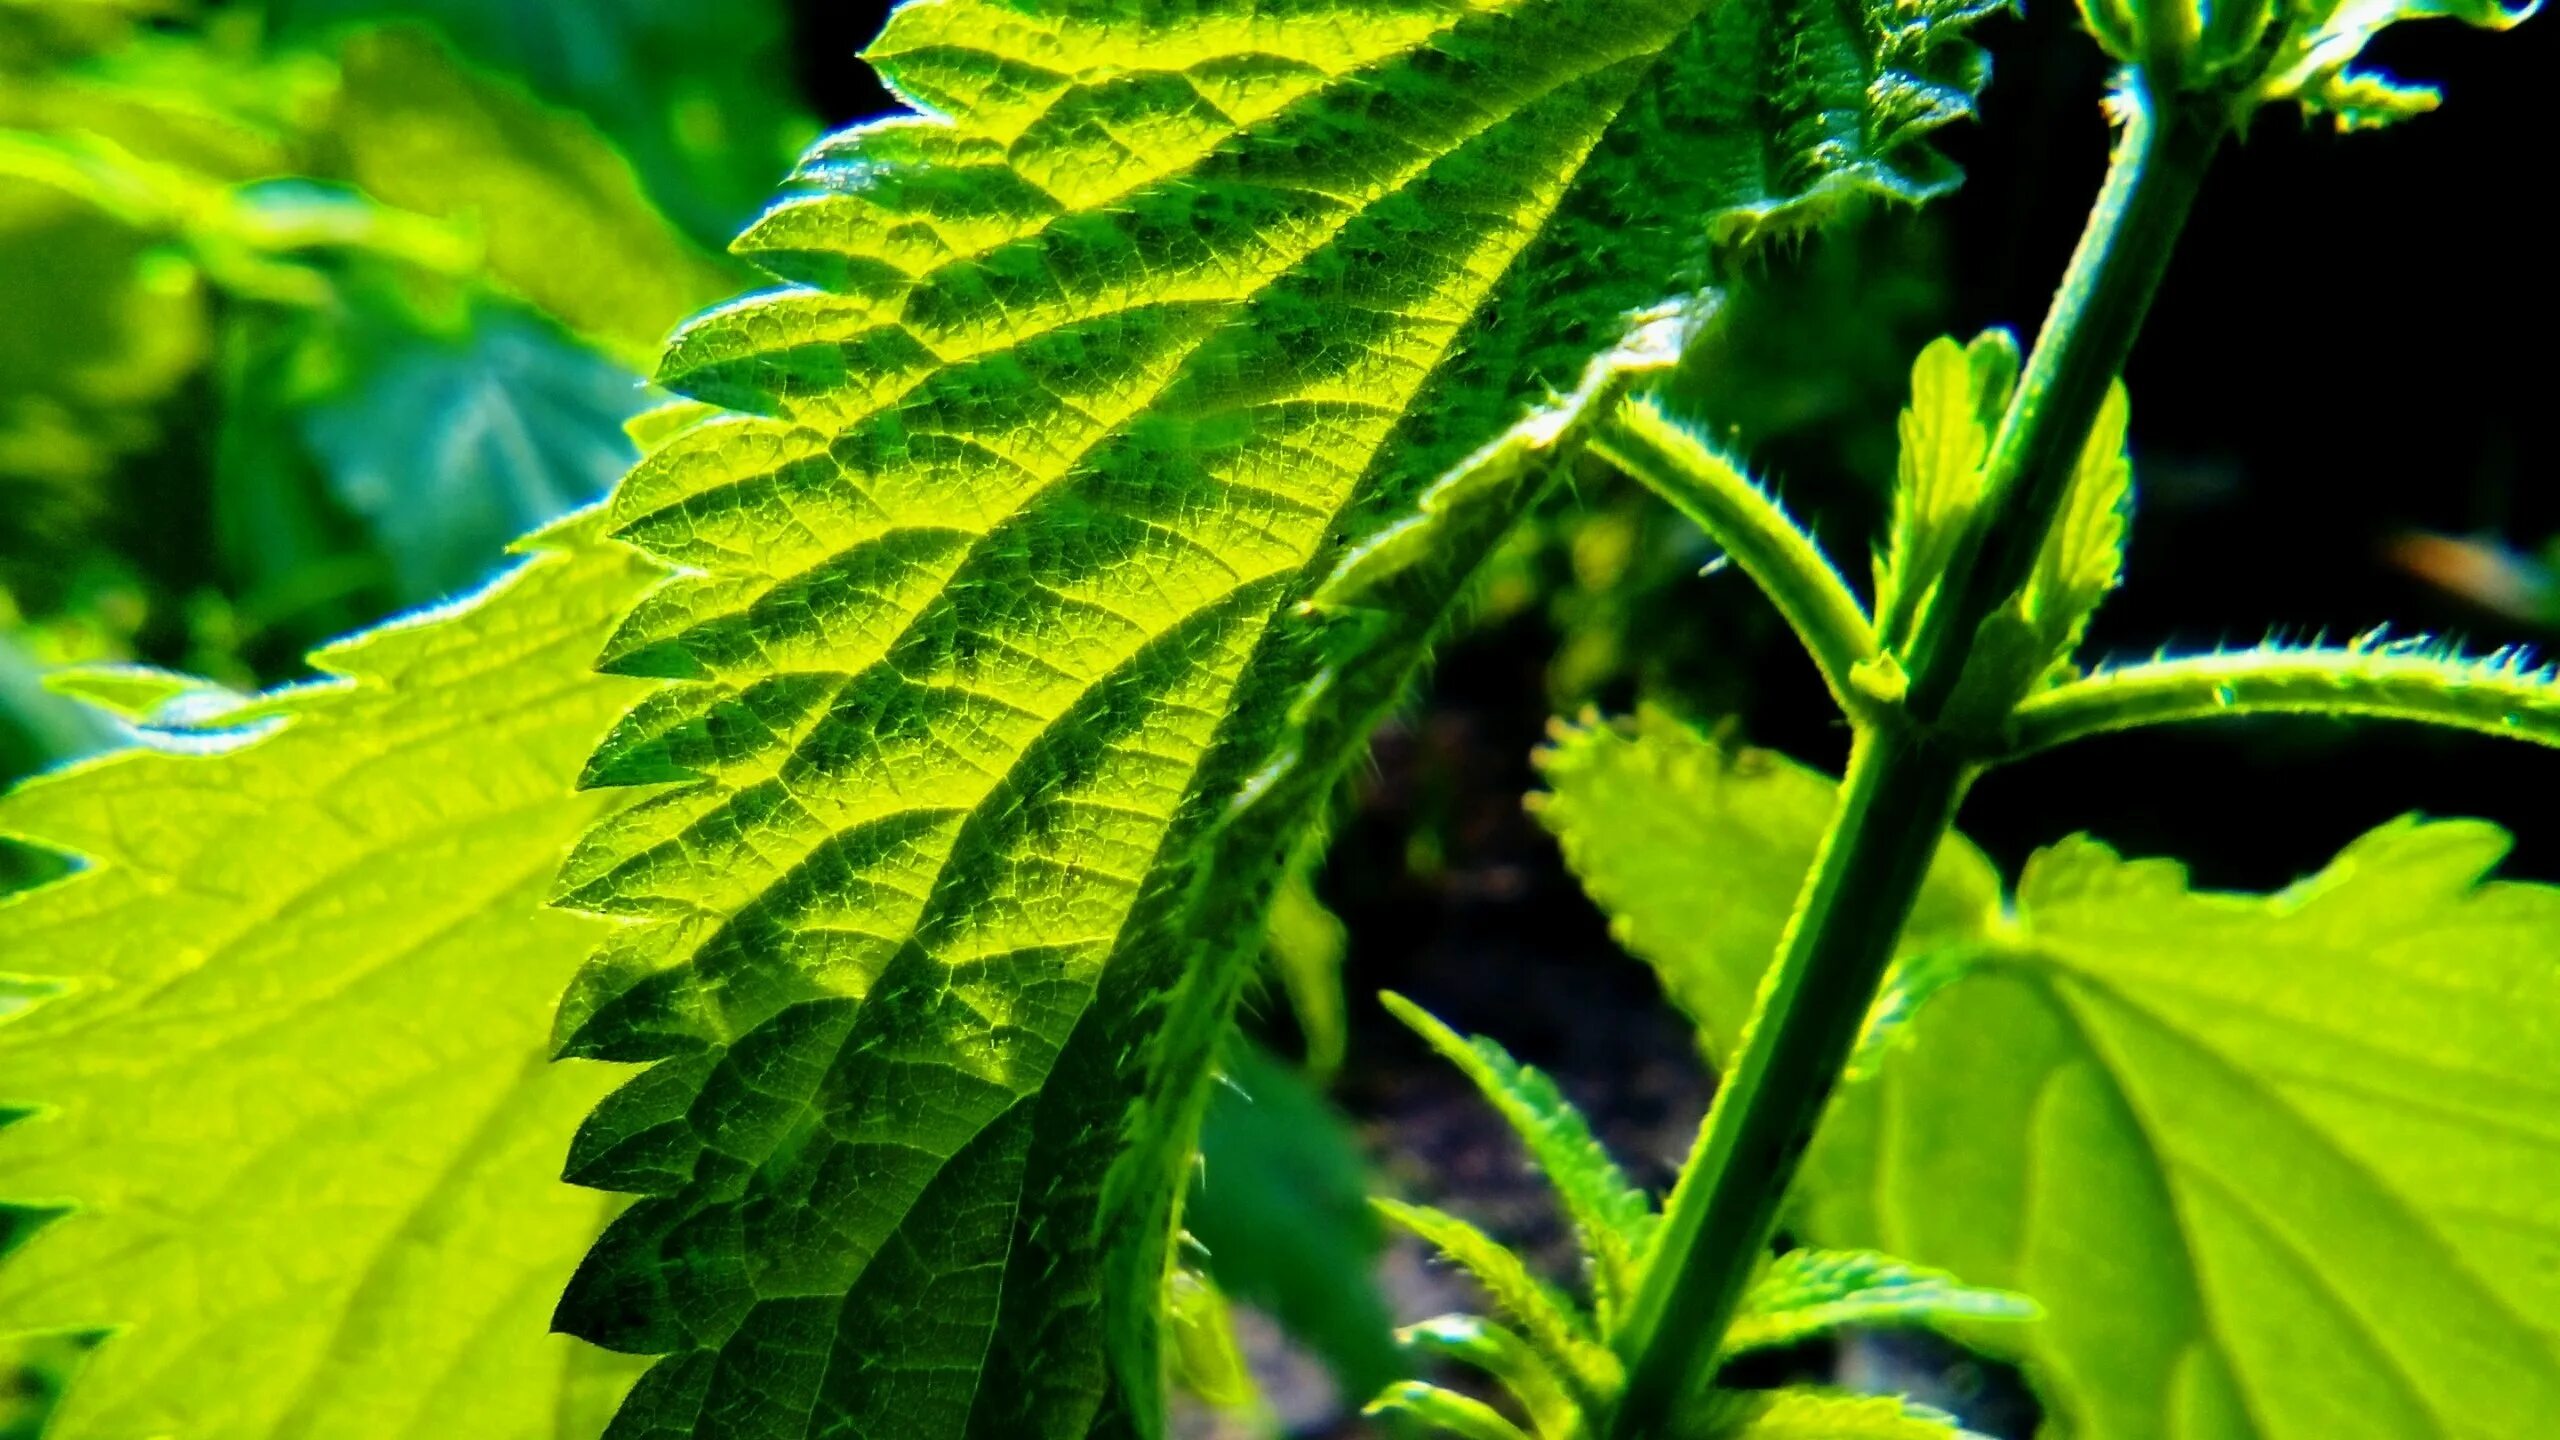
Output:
[
  {"xmin": 1367, "ymin": 1380, "xmax": 1540, "ymax": 1440},
  {"xmin": 1800, "ymin": 819, "xmax": 2560, "ymax": 1439},
  {"xmin": 1722, "ymin": 1249, "xmax": 2035, "ymax": 1358},
  {"xmin": 1871, "ymin": 330, "xmax": 2017, "ymax": 655},
  {"xmin": 1550, "ymin": 714, "xmax": 2560, "ymax": 1438},
  {"xmin": 1373, "ymin": 1198, "xmax": 1622, "ymax": 1409},
  {"xmin": 1530, "ymin": 708, "xmax": 2003, "ymax": 1063},
  {"xmin": 218, "ymin": 288, "xmax": 656, "ymax": 618},
  {"xmin": 1190, "ymin": 1040, "xmax": 1402, "ymax": 1401},
  {"xmin": 0, "ymin": 515, "xmax": 662, "ymax": 1439},
  {"xmin": 1397, "ymin": 1314, "xmax": 1582, "ymax": 1440},
  {"xmin": 2016, "ymin": 379, "xmax": 2130, "ymax": 673},
  {"xmin": 1683, "ymin": 1388, "xmax": 1983, "ymax": 1439},
  {"xmin": 1382, "ymin": 992, "xmax": 1655, "ymax": 1330},
  {"xmin": 545, "ymin": 0, "xmax": 1995, "ymax": 1434},
  {"xmin": 0, "ymin": 144, "xmax": 210, "ymax": 499}
]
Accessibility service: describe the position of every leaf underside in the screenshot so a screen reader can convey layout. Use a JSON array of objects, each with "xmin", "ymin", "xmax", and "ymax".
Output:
[
  {"xmin": 541, "ymin": 0, "xmax": 1992, "ymax": 1436},
  {"xmin": 1541, "ymin": 711, "xmax": 2560, "ymax": 1440},
  {"xmin": 0, "ymin": 518, "xmax": 660, "ymax": 1440}
]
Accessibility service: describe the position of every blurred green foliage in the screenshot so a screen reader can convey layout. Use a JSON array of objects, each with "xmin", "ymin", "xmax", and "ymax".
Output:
[{"xmin": 0, "ymin": 0, "xmax": 806, "ymax": 784}]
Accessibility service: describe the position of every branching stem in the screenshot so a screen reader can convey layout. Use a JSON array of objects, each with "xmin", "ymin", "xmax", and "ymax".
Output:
[{"xmin": 1605, "ymin": 83, "xmax": 2225, "ymax": 1438}]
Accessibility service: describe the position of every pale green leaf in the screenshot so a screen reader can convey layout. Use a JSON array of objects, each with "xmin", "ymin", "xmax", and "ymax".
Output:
[
  {"xmin": 0, "ymin": 515, "xmax": 661, "ymax": 1440},
  {"xmin": 1382, "ymin": 992, "xmax": 1655, "ymax": 1330},
  {"xmin": 1552, "ymin": 717, "xmax": 2560, "ymax": 1438},
  {"xmin": 543, "ymin": 0, "xmax": 1996, "ymax": 1435},
  {"xmin": 1801, "ymin": 819, "xmax": 2560, "ymax": 1440},
  {"xmin": 1263, "ymin": 843, "xmax": 1350, "ymax": 1080},
  {"xmin": 1722, "ymin": 1249, "xmax": 2035, "ymax": 1358},
  {"xmin": 1530, "ymin": 708, "xmax": 2003, "ymax": 1063},
  {"xmin": 268, "ymin": 0, "xmax": 818, "ymax": 243}
]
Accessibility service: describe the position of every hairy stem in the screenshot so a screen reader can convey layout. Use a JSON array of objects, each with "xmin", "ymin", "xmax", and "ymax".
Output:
[
  {"xmin": 1607, "ymin": 725, "xmax": 1967, "ymax": 1435},
  {"xmin": 1593, "ymin": 399, "xmax": 1879, "ymax": 713},
  {"xmin": 1605, "ymin": 85, "xmax": 2224, "ymax": 1437},
  {"xmin": 2006, "ymin": 643, "xmax": 2560, "ymax": 757}
]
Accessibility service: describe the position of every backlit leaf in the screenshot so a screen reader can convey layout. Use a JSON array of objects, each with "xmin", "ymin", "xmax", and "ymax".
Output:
[
  {"xmin": 1546, "ymin": 712, "xmax": 2560, "ymax": 1439},
  {"xmin": 543, "ymin": 0, "xmax": 1996, "ymax": 1435},
  {"xmin": 1799, "ymin": 820, "xmax": 2560, "ymax": 1439},
  {"xmin": 0, "ymin": 515, "xmax": 661, "ymax": 1439}
]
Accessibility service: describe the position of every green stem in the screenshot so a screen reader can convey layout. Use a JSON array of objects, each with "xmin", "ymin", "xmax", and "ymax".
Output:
[
  {"xmin": 2006, "ymin": 643, "xmax": 2560, "ymax": 757},
  {"xmin": 1605, "ymin": 85, "xmax": 2224, "ymax": 1438},
  {"xmin": 1593, "ymin": 399, "xmax": 1879, "ymax": 714},
  {"xmin": 1607, "ymin": 725, "xmax": 1967, "ymax": 1436},
  {"xmin": 1903, "ymin": 87, "xmax": 2223, "ymax": 719}
]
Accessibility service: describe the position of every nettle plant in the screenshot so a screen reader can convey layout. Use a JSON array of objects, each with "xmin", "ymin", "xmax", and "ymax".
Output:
[{"xmin": 0, "ymin": 0, "xmax": 2550, "ymax": 1436}]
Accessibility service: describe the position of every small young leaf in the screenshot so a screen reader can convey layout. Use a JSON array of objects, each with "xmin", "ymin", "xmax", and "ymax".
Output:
[
  {"xmin": 1264, "ymin": 842, "xmax": 1351, "ymax": 1081},
  {"xmin": 1873, "ymin": 329, "xmax": 2019, "ymax": 653},
  {"xmin": 2082, "ymin": 0, "xmax": 2534, "ymax": 128},
  {"xmin": 1382, "ymin": 992, "xmax": 1656, "ymax": 1330},
  {"xmin": 2242, "ymin": 0, "xmax": 2535, "ymax": 128},
  {"xmin": 1684, "ymin": 1388, "xmax": 1985, "ymax": 1439},
  {"xmin": 2016, "ymin": 379, "xmax": 2131, "ymax": 673},
  {"xmin": 1367, "ymin": 1381, "xmax": 1540, "ymax": 1440},
  {"xmin": 1372, "ymin": 1198, "xmax": 1623, "ymax": 1409},
  {"xmin": 1722, "ymin": 1249, "xmax": 2036, "ymax": 1357},
  {"xmin": 1398, "ymin": 1314, "xmax": 1583, "ymax": 1440}
]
